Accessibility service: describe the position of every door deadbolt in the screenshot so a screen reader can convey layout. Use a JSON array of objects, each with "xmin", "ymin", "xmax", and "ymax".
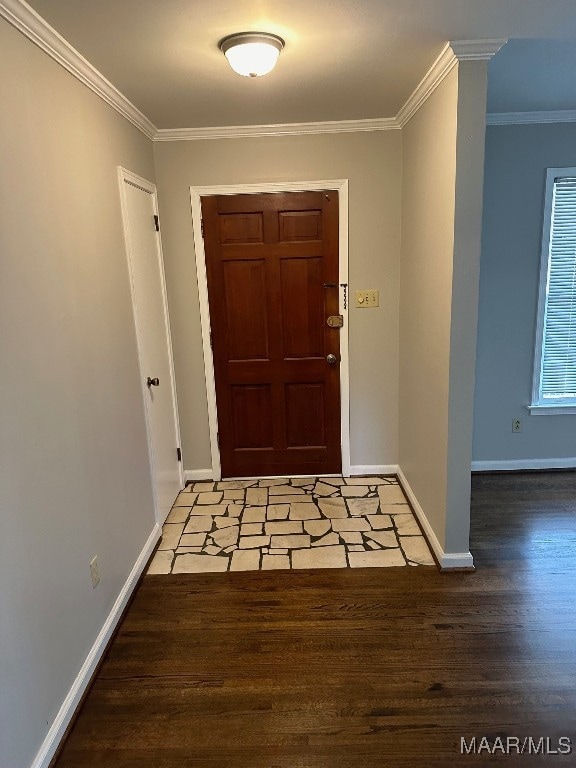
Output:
[
  {"xmin": 147, "ymin": 377, "xmax": 160, "ymax": 387},
  {"xmin": 327, "ymin": 315, "xmax": 344, "ymax": 328}
]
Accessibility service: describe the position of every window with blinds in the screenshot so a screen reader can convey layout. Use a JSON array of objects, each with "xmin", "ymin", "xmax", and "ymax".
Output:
[{"xmin": 532, "ymin": 169, "xmax": 576, "ymax": 410}]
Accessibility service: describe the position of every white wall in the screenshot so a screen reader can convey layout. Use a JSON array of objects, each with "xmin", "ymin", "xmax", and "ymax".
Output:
[
  {"xmin": 0, "ymin": 19, "xmax": 157, "ymax": 768},
  {"xmin": 153, "ymin": 131, "xmax": 402, "ymax": 474},
  {"xmin": 474, "ymin": 123, "xmax": 576, "ymax": 465},
  {"xmin": 399, "ymin": 60, "xmax": 489, "ymax": 560}
]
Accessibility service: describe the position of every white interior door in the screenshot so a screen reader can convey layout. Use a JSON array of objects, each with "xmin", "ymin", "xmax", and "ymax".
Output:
[{"xmin": 118, "ymin": 168, "xmax": 183, "ymax": 524}]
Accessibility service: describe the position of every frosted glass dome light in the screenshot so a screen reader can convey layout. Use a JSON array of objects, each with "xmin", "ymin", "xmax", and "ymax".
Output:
[{"xmin": 219, "ymin": 32, "xmax": 285, "ymax": 77}]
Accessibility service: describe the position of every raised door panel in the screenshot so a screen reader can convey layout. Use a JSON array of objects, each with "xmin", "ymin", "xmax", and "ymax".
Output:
[
  {"xmin": 285, "ymin": 383, "xmax": 326, "ymax": 448},
  {"xmin": 279, "ymin": 210, "xmax": 322, "ymax": 242},
  {"xmin": 219, "ymin": 212, "xmax": 263, "ymax": 244},
  {"xmin": 231, "ymin": 385, "xmax": 273, "ymax": 449},
  {"xmin": 280, "ymin": 257, "xmax": 324, "ymax": 359},
  {"xmin": 222, "ymin": 260, "xmax": 269, "ymax": 360}
]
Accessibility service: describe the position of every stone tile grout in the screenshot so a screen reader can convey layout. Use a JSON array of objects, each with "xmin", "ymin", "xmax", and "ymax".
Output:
[{"xmin": 151, "ymin": 475, "xmax": 434, "ymax": 574}]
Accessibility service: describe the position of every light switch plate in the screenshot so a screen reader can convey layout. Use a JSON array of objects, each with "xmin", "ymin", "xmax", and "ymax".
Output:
[{"xmin": 355, "ymin": 290, "xmax": 379, "ymax": 308}]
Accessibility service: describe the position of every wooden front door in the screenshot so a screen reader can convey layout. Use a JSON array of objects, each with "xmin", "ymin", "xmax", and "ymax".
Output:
[{"xmin": 201, "ymin": 190, "xmax": 342, "ymax": 478}]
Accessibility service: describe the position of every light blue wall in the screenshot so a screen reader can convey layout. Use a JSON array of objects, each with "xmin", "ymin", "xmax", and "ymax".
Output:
[{"xmin": 473, "ymin": 123, "xmax": 576, "ymax": 463}]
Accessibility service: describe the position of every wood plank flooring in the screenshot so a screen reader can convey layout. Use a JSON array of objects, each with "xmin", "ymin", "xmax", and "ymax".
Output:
[{"xmin": 52, "ymin": 472, "xmax": 576, "ymax": 767}]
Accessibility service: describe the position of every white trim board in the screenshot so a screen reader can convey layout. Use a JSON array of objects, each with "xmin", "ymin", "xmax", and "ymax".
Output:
[
  {"xmin": 185, "ymin": 465, "xmax": 397, "ymax": 482},
  {"xmin": 350, "ymin": 464, "xmax": 398, "ymax": 477},
  {"xmin": 184, "ymin": 468, "xmax": 214, "ymax": 482},
  {"xmin": 190, "ymin": 179, "xmax": 350, "ymax": 482},
  {"xmin": 185, "ymin": 465, "xmax": 398, "ymax": 481},
  {"xmin": 156, "ymin": 117, "xmax": 398, "ymax": 142},
  {"xmin": 396, "ymin": 39, "xmax": 505, "ymax": 128},
  {"xmin": 397, "ymin": 467, "xmax": 474, "ymax": 570},
  {"xmin": 472, "ymin": 458, "xmax": 576, "ymax": 472},
  {"xmin": 0, "ymin": 0, "xmax": 155, "ymax": 139},
  {"xmin": 487, "ymin": 110, "xmax": 576, "ymax": 126},
  {"xmin": 159, "ymin": 40, "xmax": 507, "ymax": 140},
  {"xmin": 30, "ymin": 523, "xmax": 161, "ymax": 768}
]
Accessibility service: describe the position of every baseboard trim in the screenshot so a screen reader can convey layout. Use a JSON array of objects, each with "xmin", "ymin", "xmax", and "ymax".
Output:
[
  {"xmin": 185, "ymin": 466, "xmax": 399, "ymax": 481},
  {"xmin": 396, "ymin": 467, "xmax": 474, "ymax": 570},
  {"xmin": 184, "ymin": 468, "xmax": 214, "ymax": 482},
  {"xmin": 349, "ymin": 464, "xmax": 399, "ymax": 476},
  {"xmin": 472, "ymin": 458, "xmax": 576, "ymax": 472},
  {"xmin": 439, "ymin": 553, "xmax": 476, "ymax": 569},
  {"xmin": 32, "ymin": 523, "xmax": 161, "ymax": 768}
]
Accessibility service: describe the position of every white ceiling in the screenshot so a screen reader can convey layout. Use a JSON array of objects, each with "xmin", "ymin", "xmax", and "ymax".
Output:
[{"xmin": 24, "ymin": 0, "xmax": 576, "ymax": 128}]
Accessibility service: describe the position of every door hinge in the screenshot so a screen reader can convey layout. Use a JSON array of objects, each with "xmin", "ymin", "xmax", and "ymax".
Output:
[
  {"xmin": 201, "ymin": 219, "xmax": 205, "ymax": 238},
  {"xmin": 177, "ymin": 447, "xmax": 182, "ymax": 462},
  {"xmin": 153, "ymin": 214, "xmax": 160, "ymax": 232},
  {"xmin": 209, "ymin": 330, "xmax": 213, "ymax": 349},
  {"xmin": 217, "ymin": 432, "xmax": 220, "ymax": 448}
]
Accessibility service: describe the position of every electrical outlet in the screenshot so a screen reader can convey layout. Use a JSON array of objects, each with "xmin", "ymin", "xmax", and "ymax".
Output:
[
  {"xmin": 355, "ymin": 289, "xmax": 379, "ymax": 308},
  {"xmin": 512, "ymin": 418, "xmax": 522, "ymax": 433},
  {"xmin": 89, "ymin": 556, "xmax": 100, "ymax": 589}
]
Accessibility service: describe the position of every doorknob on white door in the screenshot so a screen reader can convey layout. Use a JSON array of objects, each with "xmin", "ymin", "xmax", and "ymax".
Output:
[{"xmin": 147, "ymin": 377, "xmax": 160, "ymax": 387}]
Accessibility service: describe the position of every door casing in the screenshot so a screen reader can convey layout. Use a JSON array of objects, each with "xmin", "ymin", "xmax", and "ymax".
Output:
[
  {"xmin": 118, "ymin": 167, "xmax": 184, "ymax": 523},
  {"xmin": 190, "ymin": 179, "xmax": 350, "ymax": 481}
]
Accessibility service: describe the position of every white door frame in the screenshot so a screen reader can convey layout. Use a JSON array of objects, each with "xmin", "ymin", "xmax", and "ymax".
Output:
[
  {"xmin": 118, "ymin": 167, "xmax": 184, "ymax": 523},
  {"xmin": 190, "ymin": 179, "xmax": 350, "ymax": 481}
]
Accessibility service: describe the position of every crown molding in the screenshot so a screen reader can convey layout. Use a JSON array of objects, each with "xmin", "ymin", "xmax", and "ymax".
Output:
[
  {"xmin": 159, "ymin": 38, "xmax": 507, "ymax": 140},
  {"xmin": 397, "ymin": 39, "xmax": 507, "ymax": 127},
  {"xmin": 450, "ymin": 39, "xmax": 507, "ymax": 61},
  {"xmin": 2, "ymin": 5, "xmax": 509, "ymax": 143},
  {"xmin": 487, "ymin": 110, "xmax": 576, "ymax": 126},
  {"xmin": 155, "ymin": 117, "xmax": 399, "ymax": 141},
  {"xmin": 396, "ymin": 42, "xmax": 458, "ymax": 127},
  {"xmin": 0, "ymin": 0, "xmax": 157, "ymax": 139}
]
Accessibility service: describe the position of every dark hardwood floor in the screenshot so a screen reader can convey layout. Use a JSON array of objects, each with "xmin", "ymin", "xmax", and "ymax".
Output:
[{"xmin": 53, "ymin": 472, "xmax": 576, "ymax": 767}]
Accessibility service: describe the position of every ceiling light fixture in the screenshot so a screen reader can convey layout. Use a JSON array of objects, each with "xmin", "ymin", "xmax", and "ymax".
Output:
[{"xmin": 219, "ymin": 32, "xmax": 285, "ymax": 78}]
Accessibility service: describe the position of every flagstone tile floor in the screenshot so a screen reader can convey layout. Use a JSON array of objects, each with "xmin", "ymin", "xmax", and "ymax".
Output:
[{"xmin": 147, "ymin": 475, "xmax": 436, "ymax": 574}]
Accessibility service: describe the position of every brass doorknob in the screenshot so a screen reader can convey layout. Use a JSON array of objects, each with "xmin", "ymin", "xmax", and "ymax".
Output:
[
  {"xmin": 147, "ymin": 377, "xmax": 160, "ymax": 387},
  {"xmin": 326, "ymin": 354, "xmax": 338, "ymax": 365}
]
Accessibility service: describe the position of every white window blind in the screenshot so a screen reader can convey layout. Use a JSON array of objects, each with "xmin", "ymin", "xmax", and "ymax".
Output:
[{"xmin": 533, "ymin": 171, "xmax": 576, "ymax": 408}]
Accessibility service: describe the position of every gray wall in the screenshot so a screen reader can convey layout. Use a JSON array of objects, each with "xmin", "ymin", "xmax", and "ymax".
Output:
[
  {"xmin": 474, "ymin": 123, "xmax": 576, "ymax": 463},
  {"xmin": 153, "ymin": 131, "xmax": 402, "ymax": 472},
  {"xmin": 399, "ymin": 61, "xmax": 489, "ymax": 556},
  {"xmin": 0, "ymin": 19, "xmax": 157, "ymax": 768},
  {"xmin": 399, "ymin": 69, "xmax": 457, "ymax": 549}
]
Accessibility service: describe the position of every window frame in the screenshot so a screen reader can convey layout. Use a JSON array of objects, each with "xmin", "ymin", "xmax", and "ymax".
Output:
[{"xmin": 530, "ymin": 167, "xmax": 576, "ymax": 415}]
